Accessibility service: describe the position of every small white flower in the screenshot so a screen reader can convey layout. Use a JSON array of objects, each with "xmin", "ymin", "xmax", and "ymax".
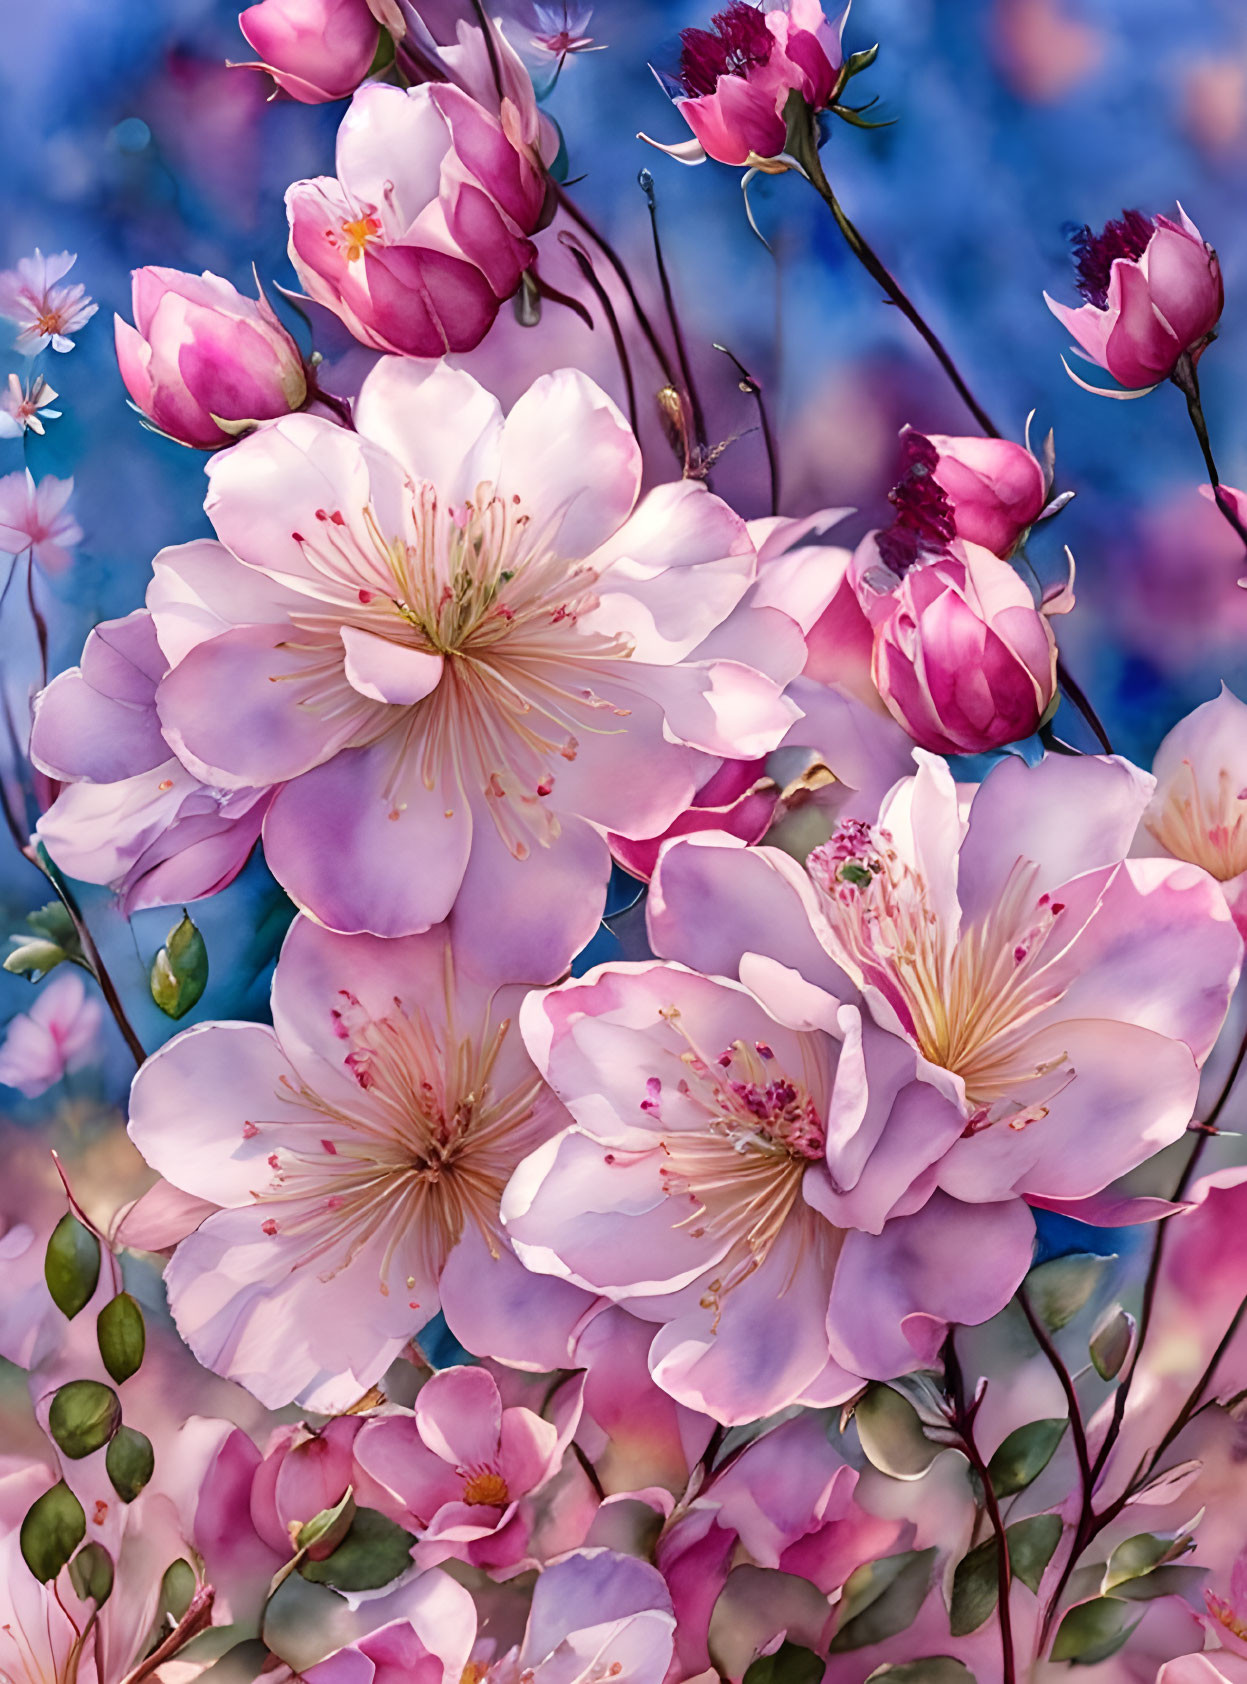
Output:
[{"xmin": 0, "ymin": 372, "xmax": 61, "ymax": 438}]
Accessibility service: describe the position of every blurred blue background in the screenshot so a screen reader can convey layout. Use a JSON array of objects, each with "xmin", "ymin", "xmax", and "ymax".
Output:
[{"xmin": 3, "ymin": 0, "xmax": 1247, "ymax": 1071}]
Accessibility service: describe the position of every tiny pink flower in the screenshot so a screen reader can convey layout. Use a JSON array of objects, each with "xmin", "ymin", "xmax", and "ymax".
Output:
[
  {"xmin": 0, "ymin": 470, "xmax": 82, "ymax": 574},
  {"xmin": 0, "ymin": 249, "xmax": 97, "ymax": 354},
  {"xmin": 527, "ymin": 3, "xmax": 601, "ymax": 72},
  {"xmin": 115, "ymin": 268, "xmax": 308, "ymax": 450},
  {"xmin": 0, "ymin": 970, "xmax": 102, "ymax": 1098},
  {"xmin": 1045, "ymin": 205, "xmax": 1223, "ymax": 392},
  {"xmin": 0, "ymin": 372, "xmax": 60, "ymax": 438},
  {"xmin": 237, "ymin": 0, "xmax": 387, "ymax": 105},
  {"xmin": 645, "ymin": 0, "xmax": 847, "ymax": 168}
]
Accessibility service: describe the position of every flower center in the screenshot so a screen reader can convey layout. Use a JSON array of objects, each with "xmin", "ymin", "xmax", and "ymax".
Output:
[
  {"xmin": 461, "ymin": 1469, "xmax": 510, "ymax": 1507},
  {"xmin": 1070, "ymin": 208, "xmax": 1154, "ymax": 309},
  {"xmin": 1145, "ymin": 759, "xmax": 1247, "ymax": 882},
  {"xmin": 1206, "ymin": 1590, "xmax": 1247, "ymax": 1645},
  {"xmin": 644, "ymin": 1007, "xmax": 829, "ymax": 1324},
  {"xmin": 809, "ymin": 821, "xmax": 1073, "ymax": 1130},
  {"xmin": 876, "ymin": 431, "xmax": 957, "ymax": 578},
  {"xmin": 678, "ymin": 1, "xmax": 774, "ymax": 98},
  {"xmin": 339, "ymin": 212, "xmax": 383, "ymax": 262}
]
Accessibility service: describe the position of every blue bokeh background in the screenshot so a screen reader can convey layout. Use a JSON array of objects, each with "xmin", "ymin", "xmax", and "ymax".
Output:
[{"xmin": 3, "ymin": 0, "xmax": 1247, "ymax": 1073}]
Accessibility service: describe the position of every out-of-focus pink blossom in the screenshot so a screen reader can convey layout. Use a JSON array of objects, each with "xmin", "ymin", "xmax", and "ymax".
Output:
[
  {"xmin": 353, "ymin": 1364, "xmax": 583, "ymax": 1571},
  {"xmin": 922, "ymin": 428, "xmax": 1048, "ymax": 558},
  {"xmin": 286, "ymin": 80, "xmax": 548, "ymax": 357},
  {"xmin": 0, "ymin": 373, "xmax": 60, "ymax": 438},
  {"xmin": 114, "ymin": 268, "xmax": 308, "ymax": 449},
  {"xmin": 0, "ymin": 470, "xmax": 82, "ymax": 574},
  {"xmin": 0, "ymin": 971, "xmax": 101, "ymax": 1099},
  {"xmin": 1045, "ymin": 205, "xmax": 1222, "ymax": 392},
  {"xmin": 126, "ymin": 913, "xmax": 592, "ymax": 1409},
  {"xmin": 150, "ymin": 359, "xmax": 795, "ymax": 971},
  {"xmin": 1140, "ymin": 684, "xmax": 1247, "ymax": 938},
  {"xmin": 0, "ymin": 250, "xmax": 97, "ymax": 354},
  {"xmin": 1160, "ymin": 1656, "xmax": 1247, "ymax": 1683},
  {"xmin": 647, "ymin": 1, "xmax": 847, "ymax": 167},
  {"xmin": 238, "ymin": 0, "xmax": 386, "ymax": 104},
  {"xmin": 32, "ymin": 605, "xmax": 271, "ymax": 914}
]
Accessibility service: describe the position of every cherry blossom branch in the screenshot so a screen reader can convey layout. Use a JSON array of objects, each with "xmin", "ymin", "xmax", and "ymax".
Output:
[{"xmin": 1170, "ymin": 351, "xmax": 1247, "ymax": 552}]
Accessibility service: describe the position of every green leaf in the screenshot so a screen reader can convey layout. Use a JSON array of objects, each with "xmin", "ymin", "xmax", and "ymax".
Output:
[
  {"xmin": 150, "ymin": 912, "xmax": 208, "ymax": 1019},
  {"xmin": 48, "ymin": 1380, "xmax": 122, "ymax": 1459},
  {"xmin": 20, "ymin": 1481, "xmax": 86, "ymax": 1582},
  {"xmin": 1024, "ymin": 1253, "xmax": 1111, "ymax": 1331},
  {"xmin": 742, "ymin": 1641, "xmax": 825, "ymax": 1684},
  {"xmin": 1102, "ymin": 1529, "xmax": 1193, "ymax": 1592},
  {"xmin": 68, "ymin": 1540, "xmax": 114, "ymax": 1605},
  {"xmin": 296, "ymin": 1488, "xmax": 356, "ymax": 1561},
  {"xmin": 159, "ymin": 1559, "xmax": 198, "ymax": 1623},
  {"xmin": 45, "ymin": 1214, "xmax": 101, "ymax": 1320},
  {"xmin": 854, "ymin": 1384, "xmax": 944, "ymax": 1480},
  {"xmin": 105, "ymin": 1425, "xmax": 155, "ymax": 1502},
  {"xmin": 949, "ymin": 1515, "xmax": 1063, "ymax": 1636},
  {"xmin": 865, "ymin": 1662, "xmax": 976, "ymax": 1684},
  {"xmin": 1111, "ymin": 1564, "xmax": 1207, "ymax": 1603},
  {"xmin": 1051, "ymin": 1599, "xmax": 1140, "ymax": 1665},
  {"xmin": 987, "ymin": 1419, "xmax": 1066, "ymax": 1497},
  {"xmin": 830, "ymin": 1548, "xmax": 936, "ymax": 1652},
  {"xmin": 96, "ymin": 1292, "xmax": 146, "ymax": 1384},
  {"xmin": 298, "ymin": 1507, "xmax": 416, "ymax": 1593},
  {"xmin": 1089, "ymin": 1306, "xmax": 1135, "ymax": 1381}
]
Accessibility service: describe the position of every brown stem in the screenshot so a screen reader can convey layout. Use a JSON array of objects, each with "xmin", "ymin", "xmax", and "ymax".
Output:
[
  {"xmin": 559, "ymin": 232, "xmax": 640, "ymax": 436},
  {"xmin": 1055, "ymin": 655, "xmax": 1113, "ymax": 754},
  {"xmin": 639, "ymin": 169, "xmax": 707, "ymax": 459},
  {"xmin": 715, "ymin": 342, "xmax": 781, "ymax": 515},
  {"xmin": 1171, "ymin": 351, "xmax": 1247, "ymax": 554}
]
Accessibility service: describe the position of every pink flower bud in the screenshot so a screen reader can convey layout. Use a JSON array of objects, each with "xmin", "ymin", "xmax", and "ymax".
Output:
[
  {"xmin": 286, "ymin": 81, "xmax": 548, "ymax": 358},
  {"xmin": 238, "ymin": 0, "xmax": 382, "ymax": 105},
  {"xmin": 852, "ymin": 534, "xmax": 1060, "ymax": 757},
  {"xmin": 656, "ymin": 0, "xmax": 846, "ymax": 167},
  {"xmin": 1045, "ymin": 205, "xmax": 1222, "ymax": 391},
  {"xmin": 248, "ymin": 1417, "xmax": 362, "ymax": 1556},
  {"xmin": 923, "ymin": 429, "xmax": 1047, "ymax": 558},
  {"xmin": 115, "ymin": 268, "xmax": 308, "ymax": 449}
]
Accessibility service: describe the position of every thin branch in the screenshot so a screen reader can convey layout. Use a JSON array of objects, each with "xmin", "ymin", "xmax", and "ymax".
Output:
[
  {"xmin": 1171, "ymin": 351, "xmax": 1247, "ymax": 554},
  {"xmin": 1018, "ymin": 1286, "xmax": 1094, "ymax": 1500},
  {"xmin": 639, "ymin": 169, "xmax": 707, "ymax": 458},
  {"xmin": 1056, "ymin": 655, "xmax": 1113, "ymax": 754},
  {"xmin": 714, "ymin": 342, "xmax": 781, "ymax": 515},
  {"xmin": 558, "ymin": 233, "xmax": 639, "ymax": 437}
]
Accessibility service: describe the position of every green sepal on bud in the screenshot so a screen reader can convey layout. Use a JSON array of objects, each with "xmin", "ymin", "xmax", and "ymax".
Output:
[
  {"xmin": 1090, "ymin": 1304, "xmax": 1136, "ymax": 1381},
  {"xmin": 106, "ymin": 1425, "xmax": 155, "ymax": 1502},
  {"xmin": 45, "ymin": 1213, "xmax": 101, "ymax": 1320},
  {"xmin": 4, "ymin": 902, "xmax": 82, "ymax": 979},
  {"xmin": 68, "ymin": 1540, "xmax": 115, "ymax": 1606},
  {"xmin": 296, "ymin": 1487, "xmax": 357, "ymax": 1561},
  {"xmin": 48, "ymin": 1380, "xmax": 122, "ymax": 1460},
  {"xmin": 97, "ymin": 1292, "xmax": 146, "ymax": 1384},
  {"xmin": 20, "ymin": 1480, "xmax": 86, "ymax": 1582},
  {"xmin": 150, "ymin": 911, "xmax": 208, "ymax": 1020}
]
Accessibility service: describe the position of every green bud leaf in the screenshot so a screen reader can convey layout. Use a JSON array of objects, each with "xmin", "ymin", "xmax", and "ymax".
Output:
[
  {"xmin": 1089, "ymin": 1305, "xmax": 1135, "ymax": 1381},
  {"xmin": 950, "ymin": 1515, "xmax": 1062, "ymax": 1636},
  {"xmin": 296, "ymin": 1488, "xmax": 356, "ymax": 1562},
  {"xmin": 843, "ymin": 42, "xmax": 880, "ymax": 77},
  {"xmin": 150, "ymin": 912, "xmax": 208, "ymax": 1020},
  {"xmin": 854, "ymin": 1384, "xmax": 943, "ymax": 1480},
  {"xmin": 45, "ymin": 1213, "xmax": 101, "ymax": 1320},
  {"xmin": 48, "ymin": 1380, "xmax": 122, "ymax": 1459},
  {"xmin": 742, "ymin": 1641, "xmax": 825, "ymax": 1684},
  {"xmin": 105, "ymin": 1425, "xmax": 155, "ymax": 1502},
  {"xmin": 96, "ymin": 1292, "xmax": 146, "ymax": 1384},
  {"xmin": 298, "ymin": 1507, "xmax": 416, "ymax": 1593},
  {"xmin": 5, "ymin": 937, "xmax": 69, "ymax": 978},
  {"xmin": 20, "ymin": 1480, "xmax": 86, "ymax": 1582},
  {"xmin": 1024, "ymin": 1253, "xmax": 1111, "ymax": 1331},
  {"xmin": 68, "ymin": 1540, "xmax": 115, "ymax": 1606},
  {"xmin": 986, "ymin": 1419, "xmax": 1066, "ymax": 1497},
  {"xmin": 159, "ymin": 1559, "xmax": 198, "ymax": 1624},
  {"xmin": 1051, "ymin": 1598, "xmax": 1140, "ymax": 1665},
  {"xmin": 830, "ymin": 1548, "xmax": 936, "ymax": 1653},
  {"xmin": 866, "ymin": 1661, "xmax": 977, "ymax": 1684}
]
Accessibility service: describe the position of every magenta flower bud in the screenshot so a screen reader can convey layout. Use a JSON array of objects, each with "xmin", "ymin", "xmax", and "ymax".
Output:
[
  {"xmin": 650, "ymin": 0, "xmax": 846, "ymax": 168},
  {"xmin": 114, "ymin": 268, "xmax": 308, "ymax": 450},
  {"xmin": 922, "ymin": 429, "xmax": 1047, "ymax": 558},
  {"xmin": 237, "ymin": 0, "xmax": 382, "ymax": 105},
  {"xmin": 1045, "ymin": 205, "xmax": 1223, "ymax": 392},
  {"xmin": 286, "ymin": 81, "xmax": 548, "ymax": 358}
]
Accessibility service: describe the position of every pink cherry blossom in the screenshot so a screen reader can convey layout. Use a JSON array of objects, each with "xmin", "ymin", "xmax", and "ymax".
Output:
[
  {"xmin": 0, "ymin": 470, "xmax": 82, "ymax": 575},
  {"xmin": 1045, "ymin": 205, "xmax": 1222, "ymax": 392},
  {"xmin": 114, "ymin": 268, "xmax": 308, "ymax": 449},
  {"xmin": 32, "ymin": 605, "xmax": 271, "ymax": 914},
  {"xmin": 0, "ymin": 250, "xmax": 97, "ymax": 354},
  {"xmin": 646, "ymin": 1, "xmax": 848, "ymax": 167},
  {"xmin": 0, "ymin": 970, "xmax": 102, "ymax": 1099},
  {"xmin": 0, "ymin": 372, "xmax": 60, "ymax": 438},
  {"xmin": 149, "ymin": 358, "xmax": 796, "ymax": 974},
  {"xmin": 126, "ymin": 913, "xmax": 592, "ymax": 1408},
  {"xmin": 285, "ymin": 79, "xmax": 548, "ymax": 357},
  {"xmin": 1138, "ymin": 684, "xmax": 1247, "ymax": 938},
  {"xmin": 238, "ymin": 0, "xmax": 388, "ymax": 105},
  {"xmin": 352, "ymin": 1363, "xmax": 583, "ymax": 1571},
  {"xmin": 504, "ymin": 926, "xmax": 1036, "ymax": 1422}
]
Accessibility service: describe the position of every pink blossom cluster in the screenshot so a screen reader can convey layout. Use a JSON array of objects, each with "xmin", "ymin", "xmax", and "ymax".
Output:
[{"xmin": 6, "ymin": 3, "xmax": 1247, "ymax": 1682}]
